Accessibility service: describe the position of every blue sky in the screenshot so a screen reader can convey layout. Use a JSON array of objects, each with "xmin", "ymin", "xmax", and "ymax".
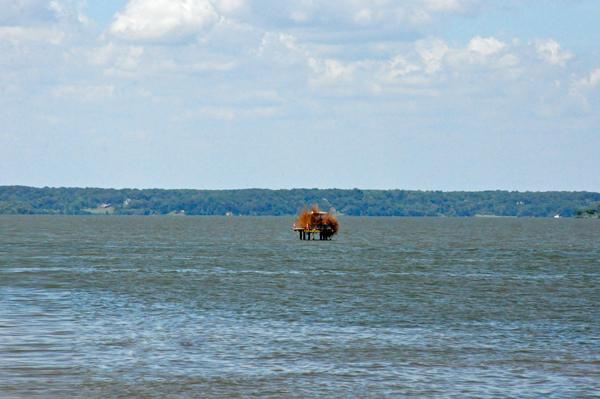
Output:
[{"xmin": 1, "ymin": 0, "xmax": 599, "ymax": 191}]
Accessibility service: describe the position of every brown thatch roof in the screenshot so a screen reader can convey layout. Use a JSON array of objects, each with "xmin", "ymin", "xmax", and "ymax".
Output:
[{"xmin": 296, "ymin": 205, "xmax": 339, "ymax": 234}]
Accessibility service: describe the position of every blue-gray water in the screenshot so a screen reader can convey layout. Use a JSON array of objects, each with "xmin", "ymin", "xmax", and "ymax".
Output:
[{"xmin": 1, "ymin": 216, "xmax": 599, "ymax": 398}]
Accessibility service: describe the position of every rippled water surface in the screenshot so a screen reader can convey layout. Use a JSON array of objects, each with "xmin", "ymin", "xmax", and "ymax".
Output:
[{"xmin": 1, "ymin": 216, "xmax": 599, "ymax": 398}]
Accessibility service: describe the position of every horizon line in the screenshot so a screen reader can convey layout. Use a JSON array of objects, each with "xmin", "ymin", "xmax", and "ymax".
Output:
[{"xmin": 2, "ymin": 185, "xmax": 599, "ymax": 194}]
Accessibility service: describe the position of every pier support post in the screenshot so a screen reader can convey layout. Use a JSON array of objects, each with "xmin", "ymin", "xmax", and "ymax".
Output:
[{"xmin": 297, "ymin": 229, "xmax": 334, "ymax": 241}]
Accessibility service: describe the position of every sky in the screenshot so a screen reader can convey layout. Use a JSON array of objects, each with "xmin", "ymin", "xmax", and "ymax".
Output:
[{"xmin": 1, "ymin": 0, "xmax": 599, "ymax": 191}]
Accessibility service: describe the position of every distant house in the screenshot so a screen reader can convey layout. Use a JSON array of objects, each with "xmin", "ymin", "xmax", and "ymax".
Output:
[
  {"xmin": 124, "ymin": 199, "xmax": 132, "ymax": 205},
  {"xmin": 99, "ymin": 203, "xmax": 111, "ymax": 208}
]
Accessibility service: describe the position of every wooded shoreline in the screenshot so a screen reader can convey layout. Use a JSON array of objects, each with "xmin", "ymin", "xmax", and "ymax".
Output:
[{"xmin": 2, "ymin": 186, "xmax": 599, "ymax": 217}]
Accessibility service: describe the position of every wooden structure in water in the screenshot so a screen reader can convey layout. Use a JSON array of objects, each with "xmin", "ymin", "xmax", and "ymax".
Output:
[
  {"xmin": 294, "ymin": 226, "xmax": 335, "ymax": 240},
  {"xmin": 294, "ymin": 211, "xmax": 336, "ymax": 240}
]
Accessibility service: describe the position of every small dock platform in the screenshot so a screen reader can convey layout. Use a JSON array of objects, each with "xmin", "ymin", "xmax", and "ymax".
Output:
[{"xmin": 294, "ymin": 207, "xmax": 338, "ymax": 241}]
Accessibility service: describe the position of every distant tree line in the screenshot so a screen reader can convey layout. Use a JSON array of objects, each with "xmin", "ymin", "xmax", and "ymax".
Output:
[
  {"xmin": 0, "ymin": 186, "xmax": 599, "ymax": 217},
  {"xmin": 574, "ymin": 202, "xmax": 600, "ymax": 218}
]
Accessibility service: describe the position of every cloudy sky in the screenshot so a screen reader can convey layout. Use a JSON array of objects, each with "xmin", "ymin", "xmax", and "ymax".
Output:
[{"xmin": 1, "ymin": 0, "xmax": 599, "ymax": 190}]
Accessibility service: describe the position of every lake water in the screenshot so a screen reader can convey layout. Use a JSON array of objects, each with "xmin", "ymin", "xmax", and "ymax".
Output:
[{"xmin": 1, "ymin": 216, "xmax": 599, "ymax": 398}]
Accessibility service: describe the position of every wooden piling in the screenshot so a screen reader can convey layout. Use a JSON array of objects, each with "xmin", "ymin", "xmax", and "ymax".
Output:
[{"xmin": 294, "ymin": 227, "xmax": 335, "ymax": 241}]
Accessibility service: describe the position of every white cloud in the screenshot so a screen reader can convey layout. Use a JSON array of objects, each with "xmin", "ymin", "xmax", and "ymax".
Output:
[
  {"xmin": 86, "ymin": 43, "xmax": 144, "ymax": 69},
  {"xmin": 255, "ymin": 32, "xmax": 309, "ymax": 68},
  {"xmin": 416, "ymin": 38, "xmax": 449, "ymax": 74},
  {"xmin": 107, "ymin": 0, "xmax": 221, "ymax": 43},
  {"xmin": 308, "ymin": 58, "xmax": 357, "ymax": 84},
  {"xmin": 383, "ymin": 56, "xmax": 422, "ymax": 80},
  {"xmin": 0, "ymin": 1, "xmax": 93, "ymax": 46},
  {"xmin": 533, "ymin": 38, "xmax": 573, "ymax": 66},
  {"xmin": 568, "ymin": 69, "xmax": 600, "ymax": 113},
  {"xmin": 105, "ymin": 0, "xmax": 248, "ymax": 44},
  {"xmin": 234, "ymin": 0, "xmax": 489, "ymax": 43},
  {"xmin": 0, "ymin": 1, "xmax": 96, "ymax": 58},
  {"xmin": 214, "ymin": 0, "xmax": 246, "ymax": 15},
  {"xmin": 436, "ymin": 36, "xmax": 510, "ymax": 68},
  {"xmin": 495, "ymin": 54, "xmax": 519, "ymax": 68},
  {"xmin": 298, "ymin": 34, "xmax": 567, "ymax": 99},
  {"xmin": 493, "ymin": 54, "xmax": 521, "ymax": 78},
  {"xmin": 578, "ymin": 69, "xmax": 600, "ymax": 88},
  {"xmin": 48, "ymin": 1, "xmax": 95, "ymax": 29},
  {"xmin": 289, "ymin": 10, "xmax": 308, "ymax": 23},
  {"xmin": 467, "ymin": 36, "xmax": 505, "ymax": 56},
  {"xmin": 354, "ymin": 8, "xmax": 374, "ymax": 24},
  {"xmin": 307, "ymin": 57, "xmax": 395, "ymax": 95},
  {"xmin": 0, "ymin": 3, "xmax": 98, "ymax": 92}
]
